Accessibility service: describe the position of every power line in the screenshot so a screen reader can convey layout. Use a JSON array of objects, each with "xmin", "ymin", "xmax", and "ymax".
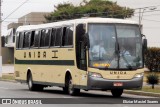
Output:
[
  {"xmin": 16, "ymin": 9, "xmax": 160, "ymax": 19},
  {"xmin": 134, "ymin": 9, "xmax": 160, "ymax": 14},
  {"xmin": 3, "ymin": 21, "xmax": 46, "ymax": 22},
  {"xmin": 3, "ymin": 17, "xmax": 46, "ymax": 19},
  {"xmin": 1, "ymin": 5, "xmax": 160, "ymax": 21},
  {"xmin": 135, "ymin": 13, "xmax": 160, "ymax": 17},
  {"xmin": 2, "ymin": 3, "xmax": 160, "ymax": 24},
  {"xmin": 142, "ymin": 18, "xmax": 160, "ymax": 23},
  {"xmin": 133, "ymin": 5, "xmax": 160, "ymax": 10},
  {"xmin": 2, "ymin": 0, "xmax": 29, "ymax": 22},
  {"xmin": 133, "ymin": 15, "xmax": 160, "ymax": 23}
]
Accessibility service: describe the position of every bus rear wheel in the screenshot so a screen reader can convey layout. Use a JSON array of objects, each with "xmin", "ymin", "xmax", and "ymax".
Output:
[
  {"xmin": 111, "ymin": 89, "xmax": 123, "ymax": 97},
  {"xmin": 27, "ymin": 73, "xmax": 36, "ymax": 91},
  {"xmin": 65, "ymin": 76, "xmax": 80, "ymax": 96}
]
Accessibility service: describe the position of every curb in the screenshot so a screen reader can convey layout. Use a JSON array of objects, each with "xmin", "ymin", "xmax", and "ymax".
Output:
[
  {"xmin": 0, "ymin": 78, "xmax": 17, "ymax": 83},
  {"xmin": 124, "ymin": 90, "xmax": 160, "ymax": 97},
  {"xmin": 0, "ymin": 77, "xmax": 17, "ymax": 83},
  {"xmin": 0, "ymin": 73, "xmax": 16, "ymax": 83}
]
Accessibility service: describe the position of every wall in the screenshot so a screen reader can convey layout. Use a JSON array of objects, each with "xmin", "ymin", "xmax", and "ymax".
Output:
[{"xmin": 2, "ymin": 47, "xmax": 14, "ymax": 64}]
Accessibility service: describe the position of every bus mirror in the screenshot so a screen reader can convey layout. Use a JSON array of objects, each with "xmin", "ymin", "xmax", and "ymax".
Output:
[
  {"xmin": 83, "ymin": 33, "xmax": 90, "ymax": 49},
  {"xmin": 143, "ymin": 38, "xmax": 147, "ymax": 50}
]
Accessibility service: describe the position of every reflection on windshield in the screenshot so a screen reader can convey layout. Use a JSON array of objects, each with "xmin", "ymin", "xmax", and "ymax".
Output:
[{"xmin": 88, "ymin": 24, "xmax": 143, "ymax": 70}]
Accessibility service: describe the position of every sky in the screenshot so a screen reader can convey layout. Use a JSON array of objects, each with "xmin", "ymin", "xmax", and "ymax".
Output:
[{"xmin": 1, "ymin": 0, "xmax": 160, "ymax": 47}]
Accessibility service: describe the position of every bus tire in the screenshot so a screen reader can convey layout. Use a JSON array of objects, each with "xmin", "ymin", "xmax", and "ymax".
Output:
[
  {"xmin": 111, "ymin": 89, "xmax": 123, "ymax": 97},
  {"xmin": 27, "ymin": 73, "xmax": 36, "ymax": 91},
  {"xmin": 67, "ymin": 76, "xmax": 80, "ymax": 96},
  {"xmin": 63, "ymin": 87, "xmax": 68, "ymax": 94},
  {"xmin": 35, "ymin": 85, "xmax": 44, "ymax": 91}
]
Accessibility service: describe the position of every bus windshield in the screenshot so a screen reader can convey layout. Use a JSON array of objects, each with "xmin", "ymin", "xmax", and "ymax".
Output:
[{"xmin": 88, "ymin": 23, "xmax": 143, "ymax": 70}]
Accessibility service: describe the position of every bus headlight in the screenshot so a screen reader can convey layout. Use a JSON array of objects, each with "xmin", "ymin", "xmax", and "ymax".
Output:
[
  {"xmin": 89, "ymin": 72, "xmax": 102, "ymax": 78},
  {"xmin": 134, "ymin": 73, "xmax": 144, "ymax": 78}
]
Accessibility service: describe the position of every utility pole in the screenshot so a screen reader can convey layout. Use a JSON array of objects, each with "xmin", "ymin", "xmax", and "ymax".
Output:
[
  {"xmin": 138, "ymin": 8, "xmax": 145, "ymax": 26},
  {"xmin": 0, "ymin": 0, "xmax": 2, "ymax": 77},
  {"xmin": 138, "ymin": 6, "xmax": 157, "ymax": 33}
]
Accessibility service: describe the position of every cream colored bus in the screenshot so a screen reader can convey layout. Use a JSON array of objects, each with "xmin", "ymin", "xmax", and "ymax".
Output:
[{"xmin": 15, "ymin": 18, "xmax": 147, "ymax": 97}]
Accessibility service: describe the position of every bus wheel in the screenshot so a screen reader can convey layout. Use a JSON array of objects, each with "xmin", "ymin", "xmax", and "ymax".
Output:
[
  {"xmin": 111, "ymin": 89, "xmax": 123, "ymax": 97},
  {"xmin": 27, "ymin": 73, "xmax": 36, "ymax": 91},
  {"xmin": 68, "ymin": 77, "xmax": 80, "ymax": 96}
]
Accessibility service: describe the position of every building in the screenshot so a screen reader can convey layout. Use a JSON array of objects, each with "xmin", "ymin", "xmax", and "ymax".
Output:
[
  {"xmin": 2, "ymin": 12, "xmax": 50, "ymax": 64},
  {"xmin": 18, "ymin": 12, "xmax": 50, "ymax": 25}
]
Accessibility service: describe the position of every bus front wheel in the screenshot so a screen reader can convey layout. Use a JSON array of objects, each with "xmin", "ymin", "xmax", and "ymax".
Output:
[
  {"xmin": 66, "ymin": 76, "xmax": 80, "ymax": 96},
  {"xmin": 111, "ymin": 89, "xmax": 123, "ymax": 97}
]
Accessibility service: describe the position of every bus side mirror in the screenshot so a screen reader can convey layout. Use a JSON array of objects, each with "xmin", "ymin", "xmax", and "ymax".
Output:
[
  {"xmin": 83, "ymin": 33, "xmax": 90, "ymax": 49},
  {"xmin": 143, "ymin": 38, "xmax": 147, "ymax": 51}
]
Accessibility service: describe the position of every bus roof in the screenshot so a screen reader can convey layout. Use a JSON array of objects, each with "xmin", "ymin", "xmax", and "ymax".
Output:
[{"xmin": 16, "ymin": 17, "xmax": 139, "ymax": 32}]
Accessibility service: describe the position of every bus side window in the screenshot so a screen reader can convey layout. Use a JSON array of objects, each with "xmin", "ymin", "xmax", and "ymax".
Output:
[
  {"xmin": 19, "ymin": 32, "xmax": 24, "ymax": 49},
  {"xmin": 44, "ymin": 29, "xmax": 51, "ymax": 47},
  {"xmin": 16, "ymin": 32, "xmax": 19, "ymax": 49},
  {"xmin": 62, "ymin": 26, "xmax": 73, "ymax": 47},
  {"xmin": 34, "ymin": 30, "xmax": 41, "ymax": 48},
  {"xmin": 13, "ymin": 28, "xmax": 16, "ymax": 43},
  {"xmin": 40, "ymin": 29, "xmax": 46, "ymax": 47},
  {"xmin": 67, "ymin": 26, "xmax": 73, "ymax": 46},
  {"xmin": 62, "ymin": 27, "xmax": 67, "ymax": 46},
  {"xmin": 50, "ymin": 28, "xmax": 56, "ymax": 47},
  {"xmin": 23, "ymin": 32, "xmax": 30, "ymax": 48},
  {"xmin": 55, "ymin": 28, "xmax": 62, "ymax": 47},
  {"xmin": 76, "ymin": 24, "xmax": 87, "ymax": 71},
  {"xmin": 30, "ymin": 31, "xmax": 35, "ymax": 48}
]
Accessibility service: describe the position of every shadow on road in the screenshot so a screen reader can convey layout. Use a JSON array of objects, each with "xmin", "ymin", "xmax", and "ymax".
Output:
[
  {"xmin": 15, "ymin": 87, "xmax": 140, "ymax": 104},
  {"xmin": 33, "ymin": 88, "xmax": 132, "ymax": 99}
]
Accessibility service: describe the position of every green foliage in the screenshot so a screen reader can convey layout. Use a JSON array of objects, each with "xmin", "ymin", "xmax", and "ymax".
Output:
[
  {"xmin": 145, "ymin": 47, "xmax": 160, "ymax": 72},
  {"xmin": 45, "ymin": 0, "xmax": 134, "ymax": 22},
  {"xmin": 146, "ymin": 73, "xmax": 159, "ymax": 89}
]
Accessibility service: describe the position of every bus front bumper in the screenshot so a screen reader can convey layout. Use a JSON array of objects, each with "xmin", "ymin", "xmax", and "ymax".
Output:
[{"xmin": 87, "ymin": 76, "xmax": 143, "ymax": 90}]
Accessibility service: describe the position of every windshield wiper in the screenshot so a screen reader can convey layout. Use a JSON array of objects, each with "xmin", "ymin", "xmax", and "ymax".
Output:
[
  {"xmin": 115, "ymin": 40, "xmax": 120, "ymax": 69},
  {"xmin": 121, "ymin": 55, "xmax": 133, "ymax": 70}
]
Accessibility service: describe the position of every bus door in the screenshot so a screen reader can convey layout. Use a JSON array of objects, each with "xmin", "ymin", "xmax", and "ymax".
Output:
[{"xmin": 76, "ymin": 24, "xmax": 88, "ymax": 87}]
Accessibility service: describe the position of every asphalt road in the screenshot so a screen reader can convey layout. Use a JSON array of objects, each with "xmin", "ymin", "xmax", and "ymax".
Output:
[{"xmin": 0, "ymin": 81, "xmax": 159, "ymax": 107}]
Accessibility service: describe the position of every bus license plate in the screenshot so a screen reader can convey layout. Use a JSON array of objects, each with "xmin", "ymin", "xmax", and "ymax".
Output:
[{"xmin": 113, "ymin": 82, "xmax": 123, "ymax": 86}]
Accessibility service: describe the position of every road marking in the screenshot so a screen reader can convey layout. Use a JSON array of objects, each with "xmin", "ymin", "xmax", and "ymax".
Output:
[
  {"xmin": 0, "ymin": 87, "xmax": 9, "ymax": 90},
  {"xmin": 63, "ymin": 96, "xmax": 74, "ymax": 98},
  {"xmin": 27, "ymin": 91, "xmax": 39, "ymax": 94}
]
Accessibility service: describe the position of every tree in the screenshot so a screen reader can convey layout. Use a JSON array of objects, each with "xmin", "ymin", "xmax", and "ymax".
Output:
[
  {"xmin": 145, "ymin": 47, "xmax": 160, "ymax": 72},
  {"xmin": 45, "ymin": 0, "xmax": 134, "ymax": 22},
  {"xmin": 147, "ymin": 73, "xmax": 159, "ymax": 89}
]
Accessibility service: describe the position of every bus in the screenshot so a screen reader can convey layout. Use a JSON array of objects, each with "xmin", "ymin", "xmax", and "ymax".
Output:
[{"xmin": 15, "ymin": 18, "xmax": 147, "ymax": 97}]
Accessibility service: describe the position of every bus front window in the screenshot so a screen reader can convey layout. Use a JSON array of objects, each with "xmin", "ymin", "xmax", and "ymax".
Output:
[
  {"xmin": 116, "ymin": 25, "xmax": 143, "ymax": 69},
  {"xmin": 88, "ymin": 24, "xmax": 118, "ymax": 69},
  {"xmin": 88, "ymin": 24, "xmax": 143, "ymax": 70}
]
